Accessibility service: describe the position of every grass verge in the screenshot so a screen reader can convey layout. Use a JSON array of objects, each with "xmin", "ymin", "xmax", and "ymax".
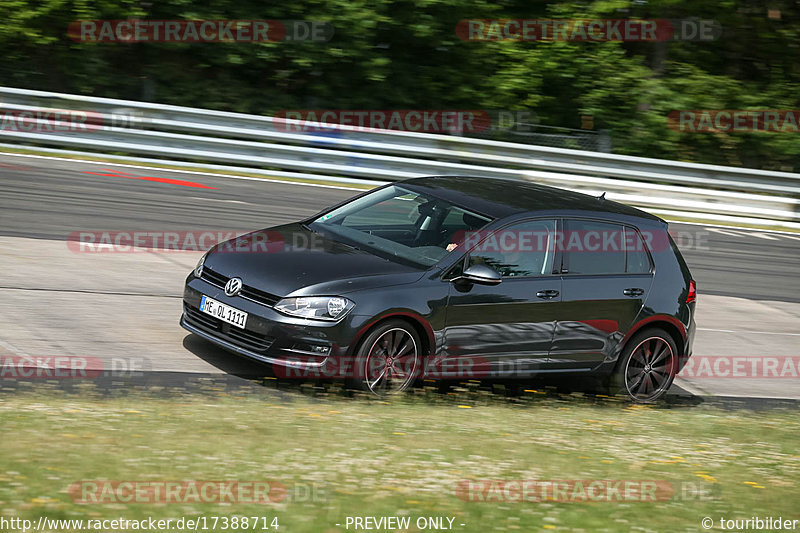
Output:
[{"xmin": 0, "ymin": 387, "xmax": 798, "ymax": 532}]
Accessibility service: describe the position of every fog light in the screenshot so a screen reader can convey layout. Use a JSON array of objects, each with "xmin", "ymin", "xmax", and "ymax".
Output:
[{"xmin": 292, "ymin": 342, "xmax": 331, "ymax": 355}]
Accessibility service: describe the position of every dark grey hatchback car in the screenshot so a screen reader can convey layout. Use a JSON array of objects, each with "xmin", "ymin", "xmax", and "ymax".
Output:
[{"xmin": 181, "ymin": 176, "xmax": 696, "ymax": 401}]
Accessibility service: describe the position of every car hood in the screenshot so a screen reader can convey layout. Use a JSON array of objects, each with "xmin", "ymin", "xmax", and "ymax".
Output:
[{"xmin": 203, "ymin": 223, "xmax": 427, "ymax": 297}]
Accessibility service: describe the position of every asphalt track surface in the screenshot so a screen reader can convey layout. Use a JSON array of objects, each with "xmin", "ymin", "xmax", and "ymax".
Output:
[
  {"xmin": 1, "ymin": 153, "xmax": 799, "ymax": 401},
  {"xmin": 1, "ymin": 153, "xmax": 798, "ymax": 302}
]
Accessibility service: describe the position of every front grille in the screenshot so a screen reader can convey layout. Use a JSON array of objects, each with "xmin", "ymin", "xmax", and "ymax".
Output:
[
  {"xmin": 201, "ymin": 268, "xmax": 229, "ymax": 288},
  {"xmin": 184, "ymin": 305, "xmax": 275, "ymax": 353},
  {"xmin": 240, "ymin": 285, "xmax": 280, "ymax": 307},
  {"xmin": 200, "ymin": 267, "xmax": 281, "ymax": 307}
]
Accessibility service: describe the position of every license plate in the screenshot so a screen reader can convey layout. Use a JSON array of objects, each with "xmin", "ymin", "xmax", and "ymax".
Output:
[{"xmin": 199, "ymin": 295, "xmax": 248, "ymax": 329}]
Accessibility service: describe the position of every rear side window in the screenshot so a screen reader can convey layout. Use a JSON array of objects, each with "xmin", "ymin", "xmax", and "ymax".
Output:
[
  {"xmin": 625, "ymin": 227, "xmax": 653, "ymax": 273},
  {"xmin": 562, "ymin": 219, "xmax": 626, "ymax": 275},
  {"xmin": 562, "ymin": 219, "xmax": 653, "ymax": 275}
]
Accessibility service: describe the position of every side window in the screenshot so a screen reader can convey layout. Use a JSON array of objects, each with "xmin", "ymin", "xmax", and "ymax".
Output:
[
  {"xmin": 563, "ymin": 219, "xmax": 625, "ymax": 275},
  {"xmin": 625, "ymin": 227, "xmax": 653, "ymax": 273},
  {"xmin": 468, "ymin": 219, "xmax": 556, "ymax": 277}
]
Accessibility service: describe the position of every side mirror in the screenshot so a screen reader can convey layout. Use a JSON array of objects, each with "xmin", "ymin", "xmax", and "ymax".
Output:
[{"xmin": 455, "ymin": 264, "xmax": 502, "ymax": 286}]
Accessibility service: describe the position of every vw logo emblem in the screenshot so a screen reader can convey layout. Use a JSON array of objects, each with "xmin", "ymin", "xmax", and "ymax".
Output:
[{"xmin": 224, "ymin": 277, "xmax": 243, "ymax": 297}]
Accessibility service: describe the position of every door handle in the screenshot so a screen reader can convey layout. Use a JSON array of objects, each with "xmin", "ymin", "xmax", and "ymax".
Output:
[
  {"xmin": 536, "ymin": 290, "xmax": 559, "ymax": 299},
  {"xmin": 623, "ymin": 288, "xmax": 645, "ymax": 297}
]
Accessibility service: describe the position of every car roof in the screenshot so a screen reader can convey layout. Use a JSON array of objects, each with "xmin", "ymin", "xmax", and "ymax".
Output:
[{"xmin": 400, "ymin": 175, "xmax": 663, "ymax": 223}]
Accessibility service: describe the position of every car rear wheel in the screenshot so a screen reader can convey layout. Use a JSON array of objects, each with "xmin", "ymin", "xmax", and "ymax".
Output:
[
  {"xmin": 611, "ymin": 328, "xmax": 678, "ymax": 402},
  {"xmin": 351, "ymin": 320, "xmax": 420, "ymax": 396}
]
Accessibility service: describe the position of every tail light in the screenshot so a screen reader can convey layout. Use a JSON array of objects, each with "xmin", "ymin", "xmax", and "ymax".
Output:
[{"xmin": 687, "ymin": 280, "xmax": 696, "ymax": 303}]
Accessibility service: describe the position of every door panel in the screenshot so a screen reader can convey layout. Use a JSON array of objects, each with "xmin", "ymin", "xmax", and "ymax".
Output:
[
  {"xmin": 443, "ymin": 278, "xmax": 562, "ymax": 376},
  {"xmin": 548, "ymin": 220, "xmax": 654, "ymax": 370},
  {"xmin": 549, "ymin": 274, "xmax": 652, "ymax": 369},
  {"xmin": 441, "ymin": 218, "xmax": 560, "ymax": 377}
]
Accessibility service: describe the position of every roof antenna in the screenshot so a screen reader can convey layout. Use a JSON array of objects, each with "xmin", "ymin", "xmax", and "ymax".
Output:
[{"xmin": 598, "ymin": 192, "xmax": 606, "ymax": 201}]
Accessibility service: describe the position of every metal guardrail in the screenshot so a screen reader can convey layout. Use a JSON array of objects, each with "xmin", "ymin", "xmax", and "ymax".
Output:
[{"xmin": 1, "ymin": 86, "xmax": 798, "ymax": 227}]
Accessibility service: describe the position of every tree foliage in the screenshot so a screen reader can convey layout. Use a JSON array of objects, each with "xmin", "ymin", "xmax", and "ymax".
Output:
[{"xmin": 0, "ymin": 0, "xmax": 798, "ymax": 170}]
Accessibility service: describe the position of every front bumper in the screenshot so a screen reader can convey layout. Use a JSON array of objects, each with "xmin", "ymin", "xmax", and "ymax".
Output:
[{"xmin": 181, "ymin": 276, "xmax": 362, "ymax": 369}]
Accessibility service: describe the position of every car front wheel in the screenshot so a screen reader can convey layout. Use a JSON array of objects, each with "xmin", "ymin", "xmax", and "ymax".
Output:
[{"xmin": 350, "ymin": 320, "xmax": 421, "ymax": 396}]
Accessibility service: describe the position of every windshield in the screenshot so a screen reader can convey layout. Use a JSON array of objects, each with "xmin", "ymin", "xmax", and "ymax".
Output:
[{"xmin": 309, "ymin": 185, "xmax": 493, "ymax": 268}]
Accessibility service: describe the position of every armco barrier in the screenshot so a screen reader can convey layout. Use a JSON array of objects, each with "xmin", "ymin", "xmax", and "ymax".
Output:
[{"xmin": 1, "ymin": 86, "xmax": 798, "ymax": 228}]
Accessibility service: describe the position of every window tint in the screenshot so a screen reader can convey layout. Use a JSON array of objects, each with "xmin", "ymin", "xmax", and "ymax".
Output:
[
  {"xmin": 625, "ymin": 227, "xmax": 652, "ymax": 273},
  {"xmin": 443, "ymin": 206, "xmax": 482, "ymax": 228},
  {"xmin": 341, "ymin": 191, "xmax": 423, "ymax": 227},
  {"xmin": 563, "ymin": 219, "xmax": 625, "ymax": 275},
  {"xmin": 468, "ymin": 219, "xmax": 556, "ymax": 277},
  {"xmin": 439, "ymin": 205, "xmax": 490, "ymax": 247},
  {"xmin": 311, "ymin": 185, "xmax": 493, "ymax": 268}
]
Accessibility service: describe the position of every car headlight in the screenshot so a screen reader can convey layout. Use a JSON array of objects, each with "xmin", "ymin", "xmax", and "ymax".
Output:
[
  {"xmin": 194, "ymin": 252, "xmax": 207, "ymax": 278},
  {"xmin": 274, "ymin": 296, "xmax": 354, "ymax": 321}
]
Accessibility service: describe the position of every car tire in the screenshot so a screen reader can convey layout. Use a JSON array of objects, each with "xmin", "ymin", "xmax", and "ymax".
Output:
[
  {"xmin": 348, "ymin": 320, "xmax": 421, "ymax": 396},
  {"xmin": 610, "ymin": 328, "xmax": 678, "ymax": 402}
]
